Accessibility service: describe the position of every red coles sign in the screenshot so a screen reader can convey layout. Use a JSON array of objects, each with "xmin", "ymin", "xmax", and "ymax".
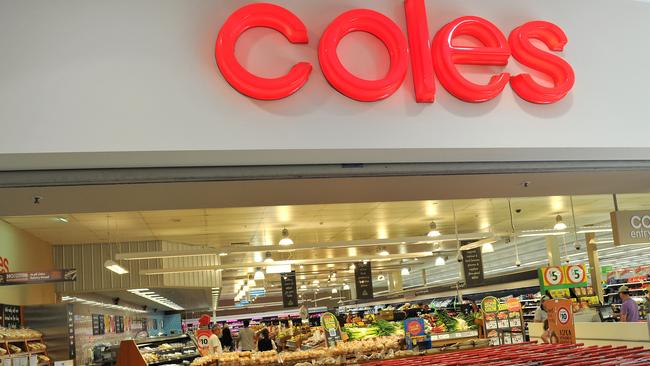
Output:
[
  {"xmin": 0, "ymin": 256, "xmax": 9, "ymax": 274},
  {"xmin": 215, "ymin": 1, "xmax": 575, "ymax": 104}
]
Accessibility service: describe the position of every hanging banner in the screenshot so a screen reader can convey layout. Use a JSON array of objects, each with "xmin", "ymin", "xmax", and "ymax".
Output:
[
  {"xmin": 0, "ymin": 269, "xmax": 77, "ymax": 286},
  {"xmin": 538, "ymin": 264, "xmax": 588, "ymax": 292},
  {"xmin": 320, "ymin": 312, "xmax": 342, "ymax": 347},
  {"xmin": 354, "ymin": 262, "xmax": 374, "ymax": 300},
  {"xmin": 280, "ymin": 271, "xmax": 298, "ymax": 308},
  {"xmin": 611, "ymin": 210, "xmax": 650, "ymax": 246},
  {"xmin": 461, "ymin": 247, "xmax": 484, "ymax": 286},
  {"xmin": 545, "ymin": 299, "xmax": 576, "ymax": 344}
]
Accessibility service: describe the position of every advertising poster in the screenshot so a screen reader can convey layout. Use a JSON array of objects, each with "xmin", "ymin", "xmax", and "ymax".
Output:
[
  {"xmin": 545, "ymin": 299, "xmax": 576, "ymax": 344},
  {"xmin": 320, "ymin": 312, "xmax": 342, "ymax": 347}
]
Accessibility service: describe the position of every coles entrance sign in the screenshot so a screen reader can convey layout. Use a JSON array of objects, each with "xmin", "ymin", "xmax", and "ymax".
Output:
[{"xmin": 216, "ymin": 1, "xmax": 574, "ymax": 104}]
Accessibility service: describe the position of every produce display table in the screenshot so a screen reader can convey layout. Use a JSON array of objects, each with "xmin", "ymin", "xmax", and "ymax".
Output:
[
  {"xmin": 361, "ymin": 342, "xmax": 650, "ymax": 366},
  {"xmin": 428, "ymin": 331, "xmax": 478, "ymax": 347}
]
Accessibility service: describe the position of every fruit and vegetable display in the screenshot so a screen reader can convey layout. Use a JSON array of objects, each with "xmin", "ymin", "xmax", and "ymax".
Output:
[
  {"xmin": 421, "ymin": 310, "xmax": 478, "ymax": 334},
  {"xmin": 343, "ymin": 320, "xmax": 402, "ymax": 340}
]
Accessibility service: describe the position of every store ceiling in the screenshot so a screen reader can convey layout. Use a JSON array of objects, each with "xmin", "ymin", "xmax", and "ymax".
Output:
[{"xmin": 3, "ymin": 194, "xmax": 644, "ymax": 246}]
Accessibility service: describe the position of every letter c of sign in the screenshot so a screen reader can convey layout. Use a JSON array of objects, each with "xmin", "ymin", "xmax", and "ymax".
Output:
[
  {"xmin": 632, "ymin": 216, "xmax": 643, "ymax": 229},
  {"xmin": 215, "ymin": 3, "xmax": 312, "ymax": 100}
]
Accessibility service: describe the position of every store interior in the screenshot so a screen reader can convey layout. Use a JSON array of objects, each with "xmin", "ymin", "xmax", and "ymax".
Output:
[{"xmin": 2, "ymin": 177, "xmax": 650, "ymax": 365}]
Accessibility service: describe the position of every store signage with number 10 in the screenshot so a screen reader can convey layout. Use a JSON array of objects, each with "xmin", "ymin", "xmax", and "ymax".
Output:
[{"xmin": 539, "ymin": 264, "xmax": 587, "ymax": 291}]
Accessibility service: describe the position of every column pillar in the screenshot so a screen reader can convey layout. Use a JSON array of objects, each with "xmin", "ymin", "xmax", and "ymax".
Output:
[
  {"xmin": 388, "ymin": 271, "xmax": 403, "ymax": 292},
  {"xmin": 585, "ymin": 233, "xmax": 605, "ymax": 304},
  {"xmin": 545, "ymin": 236, "xmax": 562, "ymax": 266}
]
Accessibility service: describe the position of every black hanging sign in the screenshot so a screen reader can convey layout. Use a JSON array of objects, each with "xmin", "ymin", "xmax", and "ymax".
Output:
[
  {"xmin": 280, "ymin": 271, "xmax": 298, "ymax": 308},
  {"xmin": 354, "ymin": 262, "xmax": 374, "ymax": 300},
  {"xmin": 462, "ymin": 247, "xmax": 484, "ymax": 287}
]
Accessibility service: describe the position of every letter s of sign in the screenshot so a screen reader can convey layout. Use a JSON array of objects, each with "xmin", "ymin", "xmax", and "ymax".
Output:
[
  {"xmin": 215, "ymin": 3, "xmax": 313, "ymax": 100},
  {"xmin": 508, "ymin": 21, "xmax": 575, "ymax": 104},
  {"xmin": 0, "ymin": 257, "xmax": 8, "ymax": 273},
  {"xmin": 319, "ymin": 9, "xmax": 409, "ymax": 102}
]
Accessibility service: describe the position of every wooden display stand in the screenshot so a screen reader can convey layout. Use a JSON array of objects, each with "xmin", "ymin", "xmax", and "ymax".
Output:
[
  {"xmin": 1, "ymin": 337, "xmax": 52, "ymax": 366},
  {"xmin": 116, "ymin": 340, "xmax": 147, "ymax": 366}
]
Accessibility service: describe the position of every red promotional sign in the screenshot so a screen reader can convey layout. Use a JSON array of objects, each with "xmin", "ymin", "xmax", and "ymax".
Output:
[
  {"xmin": 215, "ymin": 1, "xmax": 574, "ymax": 104},
  {"xmin": 196, "ymin": 329, "xmax": 213, "ymax": 355}
]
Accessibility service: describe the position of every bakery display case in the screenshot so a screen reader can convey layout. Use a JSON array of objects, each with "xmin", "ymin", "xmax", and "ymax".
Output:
[
  {"xmin": 117, "ymin": 334, "xmax": 199, "ymax": 366},
  {"xmin": 0, "ymin": 327, "xmax": 52, "ymax": 366}
]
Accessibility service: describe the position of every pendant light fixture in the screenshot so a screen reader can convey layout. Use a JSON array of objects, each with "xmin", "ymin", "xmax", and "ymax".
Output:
[
  {"xmin": 435, "ymin": 256, "xmax": 446, "ymax": 266},
  {"xmin": 254, "ymin": 267, "xmax": 265, "ymax": 280},
  {"xmin": 331, "ymin": 288, "xmax": 338, "ymax": 294},
  {"xmin": 481, "ymin": 242, "xmax": 495, "ymax": 253},
  {"xmin": 554, "ymin": 214, "xmax": 568, "ymax": 230},
  {"xmin": 279, "ymin": 228, "xmax": 294, "ymax": 246},
  {"xmin": 343, "ymin": 283, "xmax": 350, "ymax": 290},
  {"xmin": 377, "ymin": 247, "xmax": 390, "ymax": 256},
  {"xmin": 300, "ymin": 282, "xmax": 307, "ymax": 290},
  {"xmin": 247, "ymin": 275, "xmax": 256, "ymax": 287},
  {"xmin": 401, "ymin": 267, "xmax": 410, "ymax": 276},
  {"xmin": 427, "ymin": 221, "xmax": 441, "ymax": 237},
  {"xmin": 349, "ymin": 263, "xmax": 356, "ymax": 272},
  {"xmin": 263, "ymin": 252, "xmax": 274, "ymax": 263}
]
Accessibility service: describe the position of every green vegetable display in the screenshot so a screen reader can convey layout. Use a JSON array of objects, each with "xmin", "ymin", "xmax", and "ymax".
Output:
[{"xmin": 370, "ymin": 320, "xmax": 397, "ymax": 337}]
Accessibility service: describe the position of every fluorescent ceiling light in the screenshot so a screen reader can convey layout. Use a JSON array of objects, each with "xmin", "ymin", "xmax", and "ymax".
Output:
[
  {"xmin": 127, "ymin": 289, "xmax": 183, "ymax": 311},
  {"xmin": 435, "ymin": 256, "xmax": 446, "ymax": 266},
  {"xmin": 219, "ymin": 252, "xmax": 228, "ymax": 257},
  {"xmin": 518, "ymin": 229, "xmax": 567, "ymax": 237},
  {"xmin": 576, "ymin": 226, "xmax": 612, "ymax": 234},
  {"xmin": 279, "ymin": 228, "xmax": 294, "ymax": 246},
  {"xmin": 104, "ymin": 260, "xmax": 129, "ymax": 275},
  {"xmin": 57, "ymin": 217, "xmax": 69, "ymax": 223},
  {"xmin": 427, "ymin": 221, "xmax": 441, "ymax": 237},
  {"xmin": 266, "ymin": 264, "xmax": 291, "ymax": 274},
  {"xmin": 554, "ymin": 215, "xmax": 568, "ymax": 231}
]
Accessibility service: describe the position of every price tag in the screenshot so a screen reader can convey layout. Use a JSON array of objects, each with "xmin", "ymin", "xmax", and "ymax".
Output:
[
  {"xmin": 558, "ymin": 307, "xmax": 570, "ymax": 325},
  {"xmin": 438, "ymin": 333, "xmax": 450, "ymax": 339},
  {"xmin": 566, "ymin": 265, "xmax": 586, "ymax": 284},
  {"xmin": 544, "ymin": 267, "xmax": 564, "ymax": 286},
  {"xmin": 328, "ymin": 328, "xmax": 337, "ymax": 337}
]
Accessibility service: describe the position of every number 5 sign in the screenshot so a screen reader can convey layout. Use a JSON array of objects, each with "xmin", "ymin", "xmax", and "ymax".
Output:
[
  {"xmin": 543, "ymin": 266, "xmax": 564, "ymax": 286},
  {"xmin": 539, "ymin": 264, "xmax": 588, "ymax": 291},
  {"xmin": 566, "ymin": 264, "xmax": 586, "ymax": 284}
]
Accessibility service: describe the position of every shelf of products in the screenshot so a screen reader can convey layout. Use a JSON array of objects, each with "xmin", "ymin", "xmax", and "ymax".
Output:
[
  {"xmin": 603, "ymin": 276, "xmax": 649, "ymax": 319},
  {"xmin": 0, "ymin": 327, "xmax": 51, "ymax": 365}
]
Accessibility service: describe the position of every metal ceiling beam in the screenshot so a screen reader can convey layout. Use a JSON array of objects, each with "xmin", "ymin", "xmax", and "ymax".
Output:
[
  {"xmin": 3, "ymin": 160, "xmax": 650, "ymax": 188},
  {"xmin": 139, "ymin": 252, "xmax": 435, "ymax": 275},
  {"xmin": 115, "ymin": 233, "xmax": 488, "ymax": 261}
]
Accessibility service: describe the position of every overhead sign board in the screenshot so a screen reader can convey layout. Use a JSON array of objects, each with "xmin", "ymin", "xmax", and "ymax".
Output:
[
  {"xmin": 280, "ymin": 271, "xmax": 298, "ymax": 308},
  {"xmin": 354, "ymin": 262, "xmax": 374, "ymax": 300},
  {"xmin": 538, "ymin": 264, "xmax": 588, "ymax": 292},
  {"xmin": 0, "ymin": 269, "xmax": 77, "ymax": 286},
  {"xmin": 611, "ymin": 210, "xmax": 650, "ymax": 246},
  {"xmin": 461, "ymin": 247, "xmax": 484, "ymax": 287}
]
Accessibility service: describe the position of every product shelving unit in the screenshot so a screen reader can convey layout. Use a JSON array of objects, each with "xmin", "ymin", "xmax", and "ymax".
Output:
[
  {"xmin": 1, "ymin": 337, "xmax": 52, "ymax": 366},
  {"xmin": 603, "ymin": 278, "xmax": 649, "ymax": 318},
  {"xmin": 116, "ymin": 334, "xmax": 199, "ymax": 366}
]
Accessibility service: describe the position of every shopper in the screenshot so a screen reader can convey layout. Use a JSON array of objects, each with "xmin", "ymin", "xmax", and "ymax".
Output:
[
  {"xmin": 221, "ymin": 324, "xmax": 233, "ymax": 351},
  {"xmin": 208, "ymin": 324, "xmax": 223, "ymax": 355},
  {"xmin": 619, "ymin": 285, "xmax": 640, "ymax": 322},
  {"xmin": 257, "ymin": 328, "xmax": 276, "ymax": 352},
  {"xmin": 533, "ymin": 296, "xmax": 551, "ymax": 323},
  {"xmin": 237, "ymin": 319, "xmax": 255, "ymax": 351}
]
